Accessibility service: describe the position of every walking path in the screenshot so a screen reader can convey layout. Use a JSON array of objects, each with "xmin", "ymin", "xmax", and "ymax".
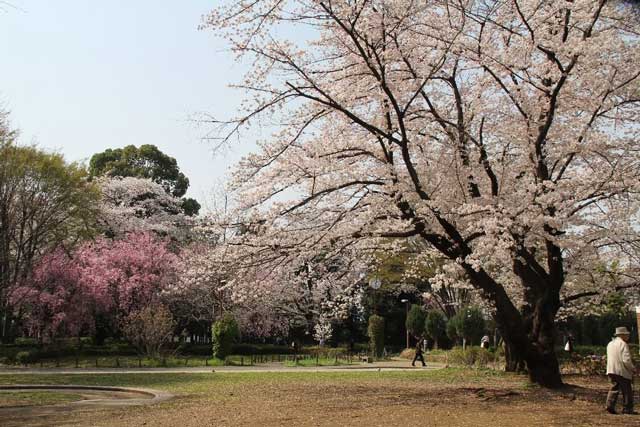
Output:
[{"xmin": 0, "ymin": 360, "xmax": 446, "ymax": 375}]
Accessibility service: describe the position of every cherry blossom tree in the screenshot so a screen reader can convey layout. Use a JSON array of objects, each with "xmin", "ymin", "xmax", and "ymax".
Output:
[
  {"xmin": 97, "ymin": 176, "xmax": 190, "ymax": 239},
  {"xmin": 75, "ymin": 232, "xmax": 180, "ymax": 317},
  {"xmin": 205, "ymin": 0, "xmax": 640, "ymax": 387},
  {"xmin": 224, "ymin": 249, "xmax": 364, "ymax": 340},
  {"xmin": 167, "ymin": 241, "xmax": 231, "ymax": 332},
  {"xmin": 14, "ymin": 232, "xmax": 180, "ymax": 342},
  {"xmin": 89, "ymin": 144, "xmax": 201, "ymax": 216},
  {"xmin": 11, "ymin": 250, "xmax": 96, "ymax": 343}
]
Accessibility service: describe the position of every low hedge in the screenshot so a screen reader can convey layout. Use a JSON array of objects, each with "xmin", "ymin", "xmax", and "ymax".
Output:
[
  {"xmin": 0, "ymin": 340, "xmax": 375, "ymax": 364},
  {"xmin": 231, "ymin": 343, "xmax": 296, "ymax": 355}
]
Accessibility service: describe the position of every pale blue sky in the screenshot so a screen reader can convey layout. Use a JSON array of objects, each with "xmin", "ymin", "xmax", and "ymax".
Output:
[{"xmin": 0, "ymin": 1, "xmax": 253, "ymax": 208}]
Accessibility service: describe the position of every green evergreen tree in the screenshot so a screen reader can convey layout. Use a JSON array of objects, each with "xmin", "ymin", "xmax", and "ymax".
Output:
[
  {"xmin": 405, "ymin": 305, "xmax": 426, "ymax": 338},
  {"xmin": 425, "ymin": 310, "xmax": 447, "ymax": 349},
  {"xmin": 212, "ymin": 313, "xmax": 240, "ymax": 360},
  {"xmin": 367, "ymin": 315, "xmax": 385, "ymax": 358}
]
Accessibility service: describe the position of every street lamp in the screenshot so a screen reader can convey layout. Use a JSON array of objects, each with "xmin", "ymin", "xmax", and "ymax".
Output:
[{"xmin": 401, "ymin": 298, "xmax": 409, "ymax": 349}]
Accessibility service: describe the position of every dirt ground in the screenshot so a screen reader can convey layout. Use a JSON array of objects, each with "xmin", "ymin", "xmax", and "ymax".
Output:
[{"xmin": 4, "ymin": 373, "xmax": 639, "ymax": 427}]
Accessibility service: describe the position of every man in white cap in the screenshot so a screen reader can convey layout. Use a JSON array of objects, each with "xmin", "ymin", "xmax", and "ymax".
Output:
[{"xmin": 606, "ymin": 326, "xmax": 636, "ymax": 415}]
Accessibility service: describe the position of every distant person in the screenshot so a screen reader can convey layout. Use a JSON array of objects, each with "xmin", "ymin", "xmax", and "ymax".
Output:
[
  {"xmin": 412, "ymin": 336, "xmax": 426, "ymax": 367},
  {"xmin": 480, "ymin": 335, "xmax": 490, "ymax": 350},
  {"xmin": 564, "ymin": 334, "xmax": 574, "ymax": 353},
  {"xmin": 606, "ymin": 327, "xmax": 637, "ymax": 415}
]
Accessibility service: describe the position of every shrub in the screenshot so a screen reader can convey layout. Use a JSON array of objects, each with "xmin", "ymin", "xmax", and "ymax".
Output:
[
  {"xmin": 561, "ymin": 354, "xmax": 606, "ymax": 375},
  {"xmin": 448, "ymin": 346, "xmax": 494, "ymax": 368},
  {"xmin": 15, "ymin": 350, "xmax": 36, "ymax": 366},
  {"xmin": 399, "ymin": 348, "xmax": 415, "ymax": 360},
  {"xmin": 212, "ymin": 313, "xmax": 240, "ymax": 360},
  {"xmin": 425, "ymin": 310, "xmax": 447, "ymax": 349},
  {"xmin": 474, "ymin": 347, "xmax": 494, "ymax": 368},
  {"xmin": 575, "ymin": 355, "xmax": 606, "ymax": 375},
  {"xmin": 304, "ymin": 346, "xmax": 346, "ymax": 356},
  {"xmin": 121, "ymin": 303, "xmax": 175, "ymax": 358},
  {"xmin": 231, "ymin": 343, "xmax": 288, "ymax": 355},
  {"xmin": 14, "ymin": 337, "xmax": 38, "ymax": 346},
  {"xmin": 406, "ymin": 305, "xmax": 426, "ymax": 338},
  {"xmin": 228, "ymin": 343, "xmax": 258, "ymax": 356},
  {"xmin": 367, "ymin": 315, "xmax": 385, "ymax": 358},
  {"xmin": 352, "ymin": 342, "xmax": 370, "ymax": 353}
]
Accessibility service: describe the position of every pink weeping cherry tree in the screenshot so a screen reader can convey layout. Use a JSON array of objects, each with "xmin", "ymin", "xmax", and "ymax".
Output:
[
  {"xmin": 14, "ymin": 232, "xmax": 180, "ymax": 342},
  {"xmin": 11, "ymin": 249, "xmax": 98, "ymax": 343}
]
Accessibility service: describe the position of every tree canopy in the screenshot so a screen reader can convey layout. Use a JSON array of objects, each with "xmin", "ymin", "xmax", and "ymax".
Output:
[
  {"xmin": 0, "ymin": 122, "xmax": 99, "ymax": 341},
  {"xmin": 207, "ymin": 0, "xmax": 640, "ymax": 387},
  {"xmin": 89, "ymin": 144, "xmax": 200, "ymax": 216}
]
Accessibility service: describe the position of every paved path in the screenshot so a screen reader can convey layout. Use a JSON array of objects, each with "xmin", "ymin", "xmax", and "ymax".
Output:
[{"xmin": 0, "ymin": 360, "xmax": 446, "ymax": 375}]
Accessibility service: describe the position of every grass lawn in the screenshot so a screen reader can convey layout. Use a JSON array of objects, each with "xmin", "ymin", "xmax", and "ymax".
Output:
[{"xmin": 0, "ymin": 369, "xmax": 638, "ymax": 426}]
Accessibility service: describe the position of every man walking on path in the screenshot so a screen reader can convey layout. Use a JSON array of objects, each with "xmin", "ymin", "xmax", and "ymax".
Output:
[
  {"xmin": 412, "ymin": 336, "xmax": 426, "ymax": 367},
  {"xmin": 606, "ymin": 326, "xmax": 636, "ymax": 415}
]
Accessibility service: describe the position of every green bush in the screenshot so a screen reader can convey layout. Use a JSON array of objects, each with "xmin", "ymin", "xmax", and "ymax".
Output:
[
  {"xmin": 425, "ymin": 310, "xmax": 447, "ymax": 349},
  {"xmin": 367, "ymin": 315, "xmax": 385, "ymax": 358},
  {"xmin": 304, "ymin": 346, "xmax": 348, "ymax": 357},
  {"xmin": 14, "ymin": 337, "xmax": 38, "ymax": 346},
  {"xmin": 474, "ymin": 347, "xmax": 494, "ymax": 368},
  {"xmin": 229, "ymin": 343, "xmax": 296, "ymax": 355},
  {"xmin": 448, "ymin": 346, "xmax": 494, "ymax": 368},
  {"xmin": 352, "ymin": 342, "xmax": 370, "ymax": 353},
  {"xmin": 406, "ymin": 305, "xmax": 426, "ymax": 338},
  {"xmin": 15, "ymin": 350, "xmax": 36, "ymax": 366},
  {"xmin": 212, "ymin": 313, "xmax": 240, "ymax": 360}
]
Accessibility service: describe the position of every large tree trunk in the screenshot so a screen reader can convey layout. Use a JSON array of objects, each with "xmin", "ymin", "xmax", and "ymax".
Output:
[
  {"xmin": 502, "ymin": 315, "xmax": 562, "ymax": 387},
  {"xmin": 520, "ymin": 288, "xmax": 563, "ymax": 388},
  {"xmin": 503, "ymin": 338, "xmax": 526, "ymax": 373},
  {"xmin": 466, "ymin": 267, "xmax": 563, "ymax": 388},
  {"xmin": 526, "ymin": 346, "xmax": 562, "ymax": 388}
]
